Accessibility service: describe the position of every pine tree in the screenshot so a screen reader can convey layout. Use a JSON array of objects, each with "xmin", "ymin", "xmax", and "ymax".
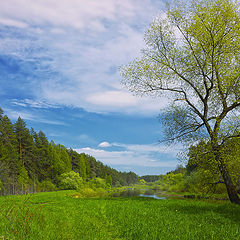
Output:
[
  {"xmin": 0, "ymin": 111, "xmax": 19, "ymax": 194},
  {"xmin": 34, "ymin": 131, "xmax": 52, "ymax": 181},
  {"xmin": 14, "ymin": 117, "xmax": 34, "ymax": 168},
  {"xmin": 106, "ymin": 174, "xmax": 112, "ymax": 188},
  {"xmin": 78, "ymin": 154, "xmax": 87, "ymax": 179},
  {"xmin": 50, "ymin": 143, "xmax": 72, "ymax": 180}
]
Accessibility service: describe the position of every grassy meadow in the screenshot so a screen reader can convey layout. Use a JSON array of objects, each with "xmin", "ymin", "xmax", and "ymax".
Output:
[{"xmin": 0, "ymin": 190, "xmax": 239, "ymax": 240}]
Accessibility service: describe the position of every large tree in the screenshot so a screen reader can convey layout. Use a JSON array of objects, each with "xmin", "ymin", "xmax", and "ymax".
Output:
[{"xmin": 120, "ymin": 0, "xmax": 240, "ymax": 203}]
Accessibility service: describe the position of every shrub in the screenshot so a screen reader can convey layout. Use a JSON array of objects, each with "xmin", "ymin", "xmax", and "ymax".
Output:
[
  {"xmin": 78, "ymin": 188, "xmax": 97, "ymax": 197},
  {"xmin": 88, "ymin": 177, "xmax": 108, "ymax": 189},
  {"xmin": 40, "ymin": 179, "xmax": 57, "ymax": 192},
  {"xmin": 59, "ymin": 171, "xmax": 83, "ymax": 190}
]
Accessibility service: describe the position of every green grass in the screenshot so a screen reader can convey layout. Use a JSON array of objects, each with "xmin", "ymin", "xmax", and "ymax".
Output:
[{"xmin": 0, "ymin": 190, "xmax": 239, "ymax": 240}]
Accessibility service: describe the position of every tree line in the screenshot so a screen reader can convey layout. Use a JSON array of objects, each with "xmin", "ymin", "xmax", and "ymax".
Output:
[
  {"xmin": 0, "ymin": 108, "xmax": 138, "ymax": 195},
  {"xmin": 140, "ymin": 140, "xmax": 240, "ymax": 197}
]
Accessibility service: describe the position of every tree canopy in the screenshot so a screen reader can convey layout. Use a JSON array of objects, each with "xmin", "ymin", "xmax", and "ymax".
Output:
[{"xmin": 120, "ymin": 0, "xmax": 240, "ymax": 204}]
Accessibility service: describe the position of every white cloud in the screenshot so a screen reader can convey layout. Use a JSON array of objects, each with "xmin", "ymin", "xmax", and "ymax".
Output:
[
  {"xmin": 113, "ymin": 142, "xmax": 182, "ymax": 155},
  {"xmin": 50, "ymin": 28, "xmax": 65, "ymax": 34},
  {"xmin": 4, "ymin": 108, "xmax": 67, "ymax": 125},
  {"xmin": 5, "ymin": 109, "xmax": 35, "ymax": 121},
  {"xmin": 1, "ymin": 0, "xmax": 167, "ymax": 115},
  {"xmin": 11, "ymin": 102, "xmax": 27, "ymax": 107},
  {"xmin": 75, "ymin": 142, "xmax": 180, "ymax": 168},
  {"xmin": 85, "ymin": 93, "xmax": 169, "ymax": 115},
  {"xmin": 98, "ymin": 142, "xmax": 112, "ymax": 148},
  {"xmin": 75, "ymin": 146, "xmax": 177, "ymax": 167},
  {"xmin": 0, "ymin": 0, "xmax": 138, "ymax": 31},
  {"xmin": 37, "ymin": 119, "xmax": 68, "ymax": 126},
  {"xmin": 0, "ymin": 17, "xmax": 28, "ymax": 28},
  {"xmin": 86, "ymin": 91, "xmax": 138, "ymax": 108},
  {"xmin": 12, "ymin": 99, "xmax": 60, "ymax": 109}
]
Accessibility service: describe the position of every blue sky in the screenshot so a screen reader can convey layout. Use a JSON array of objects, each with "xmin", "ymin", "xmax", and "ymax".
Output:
[{"xmin": 0, "ymin": 0, "xmax": 183, "ymax": 176}]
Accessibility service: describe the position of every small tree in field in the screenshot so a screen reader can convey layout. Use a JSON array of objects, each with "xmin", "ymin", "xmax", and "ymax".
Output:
[{"xmin": 120, "ymin": 0, "xmax": 240, "ymax": 204}]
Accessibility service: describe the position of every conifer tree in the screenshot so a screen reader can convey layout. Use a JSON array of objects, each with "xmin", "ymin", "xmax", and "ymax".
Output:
[{"xmin": 0, "ymin": 110, "xmax": 19, "ymax": 194}]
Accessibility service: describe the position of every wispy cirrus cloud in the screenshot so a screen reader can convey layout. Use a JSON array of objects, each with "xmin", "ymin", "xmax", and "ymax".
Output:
[
  {"xmin": 0, "ymin": 0, "xmax": 167, "ymax": 115},
  {"xmin": 0, "ymin": 0, "xmax": 136, "ymax": 31},
  {"xmin": 4, "ymin": 108, "xmax": 67, "ymax": 126},
  {"xmin": 11, "ymin": 99, "xmax": 60, "ymax": 109},
  {"xmin": 0, "ymin": 17, "xmax": 28, "ymax": 28},
  {"xmin": 4, "ymin": 109, "xmax": 35, "ymax": 121}
]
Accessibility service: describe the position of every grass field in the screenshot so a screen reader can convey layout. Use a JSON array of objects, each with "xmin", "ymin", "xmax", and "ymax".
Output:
[{"xmin": 0, "ymin": 190, "xmax": 239, "ymax": 240}]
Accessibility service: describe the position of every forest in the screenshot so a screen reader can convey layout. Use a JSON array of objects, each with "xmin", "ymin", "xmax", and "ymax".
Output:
[{"xmin": 0, "ymin": 108, "xmax": 138, "ymax": 195}]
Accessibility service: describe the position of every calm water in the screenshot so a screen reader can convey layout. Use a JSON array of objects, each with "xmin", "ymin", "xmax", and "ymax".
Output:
[
  {"xmin": 139, "ymin": 194, "xmax": 166, "ymax": 200},
  {"xmin": 112, "ymin": 189, "xmax": 167, "ymax": 199}
]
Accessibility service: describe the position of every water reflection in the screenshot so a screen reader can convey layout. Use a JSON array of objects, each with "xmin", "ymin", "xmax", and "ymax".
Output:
[
  {"xmin": 139, "ymin": 194, "xmax": 166, "ymax": 200},
  {"xmin": 111, "ymin": 189, "xmax": 166, "ymax": 200}
]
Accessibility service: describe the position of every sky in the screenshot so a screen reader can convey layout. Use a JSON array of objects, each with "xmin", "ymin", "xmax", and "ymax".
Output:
[{"xmin": 0, "ymin": 0, "xmax": 183, "ymax": 176}]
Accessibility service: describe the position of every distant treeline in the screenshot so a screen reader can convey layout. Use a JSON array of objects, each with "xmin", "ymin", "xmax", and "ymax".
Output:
[
  {"xmin": 140, "ymin": 175, "xmax": 162, "ymax": 182},
  {"xmin": 141, "ymin": 161, "xmax": 240, "ymax": 197},
  {"xmin": 0, "ymin": 108, "xmax": 138, "ymax": 195}
]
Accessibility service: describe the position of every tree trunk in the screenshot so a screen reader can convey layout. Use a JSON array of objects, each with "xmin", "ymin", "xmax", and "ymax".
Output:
[
  {"xmin": 213, "ymin": 147, "xmax": 240, "ymax": 204},
  {"xmin": 220, "ymin": 164, "xmax": 240, "ymax": 204}
]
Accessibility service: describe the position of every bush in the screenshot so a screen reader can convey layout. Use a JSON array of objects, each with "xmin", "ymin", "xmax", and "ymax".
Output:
[
  {"xmin": 77, "ymin": 187, "xmax": 109, "ymax": 198},
  {"xmin": 39, "ymin": 179, "xmax": 57, "ymax": 192},
  {"xmin": 78, "ymin": 188, "xmax": 97, "ymax": 197},
  {"xmin": 139, "ymin": 179, "xmax": 147, "ymax": 184},
  {"xmin": 59, "ymin": 171, "xmax": 83, "ymax": 190},
  {"xmin": 88, "ymin": 177, "xmax": 108, "ymax": 189}
]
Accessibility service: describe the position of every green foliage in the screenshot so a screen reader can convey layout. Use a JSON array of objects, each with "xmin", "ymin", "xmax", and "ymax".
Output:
[
  {"xmin": 77, "ymin": 187, "xmax": 97, "ymax": 197},
  {"xmin": 0, "ymin": 112, "xmax": 19, "ymax": 194},
  {"xmin": 50, "ymin": 143, "xmax": 72, "ymax": 178},
  {"xmin": 140, "ymin": 175, "xmax": 162, "ymax": 182},
  {"xmin": 0, "ymin": 108, "xmax": 139, "ymax": 196},
  {"xmin": 18, "ymin": 165, "xmax": 29, "ymax": 193},
  {"xmin": 186, "ymin": 139, "xmax": 240, "ymax": 195},
  {"xmin": 39, "ymin": 179, "xmax": 57, "ymax": 192},
  {"xmin": 157, "ymin": 172, "xmax": 186, "ymax": 193},
  {"xmin": 105, "ymin": 174, "xmax": 112, "ymax": 188},
  {"xmin": 59, "ymin": 171, "xmax": 83, "ymax": 190},
  {"xmin": 139, "ymin": 179, "xmax": 147, "ymax": 184},
  {"xmin": 14, "ymin": 117, "xmax": 35, "ymax": 168},
  {"xmin": 0, "ymin": 180, "xmax": 3, "ymax": 191},
  {"xmin": 78, "ymin": 154, "xmax": 87, "ymax": 179},
  {"xmin": 88, "ymin": 177, "xmax": 108, "ymax": 189},
  {"xmin": 77, "ymin": 187, "xmax": 107, "ymax": 198}
]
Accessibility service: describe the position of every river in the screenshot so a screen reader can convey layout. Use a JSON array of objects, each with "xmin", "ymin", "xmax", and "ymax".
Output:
[{"xmin": 139, "ymin": 194, "xmax": 166, "ymax": 200}]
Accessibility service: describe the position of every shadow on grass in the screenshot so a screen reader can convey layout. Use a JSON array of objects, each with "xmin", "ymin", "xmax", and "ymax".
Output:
[{"xmin": 166, "ymin": 200, "xmax": 240, "ymax": 224}]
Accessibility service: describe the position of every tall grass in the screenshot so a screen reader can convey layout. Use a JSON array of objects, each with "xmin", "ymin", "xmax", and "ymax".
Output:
[{"xmin": 0, "ymin": 191, "xmax": 239, "ymax": 239}]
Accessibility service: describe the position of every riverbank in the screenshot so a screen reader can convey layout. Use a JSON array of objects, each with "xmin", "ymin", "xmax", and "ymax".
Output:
[
  {"xmin": 114, "ymin": 186, "xmax": 230, "ymax": 202},
  {"xmin": 154, "ymin": 191, "xmax": 230, "ymax": 203},
  {"xmin": 0, "ymin": 190, "xmax": 239, "ymax": 239}
]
